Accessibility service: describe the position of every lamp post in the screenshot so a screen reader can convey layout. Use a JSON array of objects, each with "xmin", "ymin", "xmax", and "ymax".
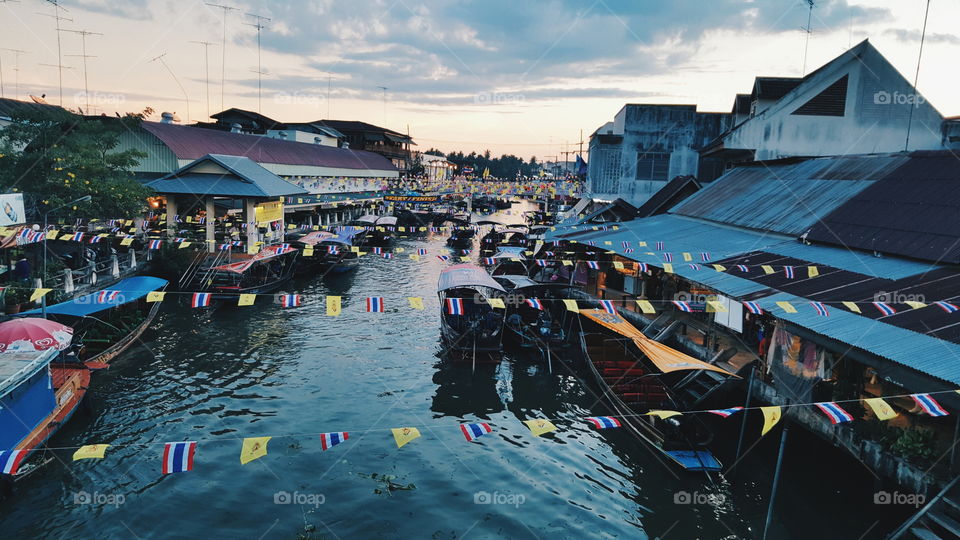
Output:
[{"xmin": 41, "ymin": 195, "xmax": 91, "ymax": 317}]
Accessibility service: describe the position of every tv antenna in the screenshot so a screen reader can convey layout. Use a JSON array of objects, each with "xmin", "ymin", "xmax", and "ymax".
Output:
[
  {"xmin": 149, "ymin": 53, "xmax": 191, "ymax": 123},
  {"xmin": 245, "ymin": 12, "xmax": 270, "ymax": 114},
  {"xmin": 205, "ymin": 2, "xmax": 239, "ymax": 112},
  {"xmin": 63, "ymin": 29, "xmax": 103, "ymax": 113},
  {"xmin": 0, "ymin": 48, "xmax": 28, "ymax": 100},
  {"xmin": 189, "ymin": 40, "xmax": 217, "ymax": 118},
  {"xmin": 801, "ymin": 1, "xmax": 815, "ymax": 75},
  {"xmin": 37, "ymin": 0, "xmax": 72, "ymax": 105}
]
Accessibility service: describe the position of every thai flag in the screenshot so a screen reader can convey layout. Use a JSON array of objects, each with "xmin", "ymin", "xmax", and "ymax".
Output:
[
  {"xmin": 656, "ymin": 241, "xmax": 664, "ymax": 250},
  {"xmin": 742, "ymin": 301, "xmax": 763, "ymax": 315},
  {"xmin": 96, "ymin": 290, "xmax": 120, "ymax": 303},
  {"xmin": 535, "ymin": 259, "xmax": 548, "ymax": 267},
  {"xmin": 174, "ymin": 237, "xmax": 186, "ymax": 243},
  {"xmin": 483, "ymin": 257, "xmax": 495, "ymax": 265},
  {"xmin": 281, "ymin": 294, "xmax": 301, "ymax": 308},
  {"xmin": 552, "ymin": 240, "xmax": 561, "ymax": 246},
  {"xmin": 280, "ymin": 243, "xmax": 290, "ymax": 251},
  {"xmin": 707, "ymin": 407, "xmax": 744, "ymax": 418},
  {"xmin": 599, "ymin": 300, "xmax": 617, "ymax": 314},
  {"xmin": 525, "ymin": 298, "xmax": 543, "ymax": 310},
  {"xmin": 437, "ymin": 255, "xmax": 449, "ymax": 261},
  {"xmin": 446, "ymin": 298, "xmax": 464, "ymax": 315},
  {"xmin": 373, "ymin": 247, "xmax": 382, "ymax": 254},
  {"xmin": 586, "ymin": 261, "xmax": 599, "ymax": 269},
  {"xmin": 72, "ymin": 232, "xmax": 84, "ymax": 242},
  {"xmin": 232, "ymin": 241, "xmax": 243, "ymax": 247},
  {"xmin": 366, "ymin": 297, "xmax": 384, "ymax": 312},
  {"xmin": 688, "ymin": 264, "xmax": 701, "ymax": 271},
  {"xmin": 108, "ymin": 219, "xmax": 118, "ymax": 226},
  {"xmin": 624, "ymin": 248, "xmax": 635, "ymax": 254},
  {"xmin": 936, "ymin": 301, "xmax": 959, "ymax": 313},
  {"xmin": 418, "ymin": 249, "xmax": 427, "ymax": 255},
  {"xmin": 89, "ymin": 236, "xmax": 102, "ymax": 244},
  {"xmin": 162, "ymin": 441, "xmax": 196, "ymax": 474},
  {"xmin": 810, "ymin": 302, "xmax": 830, "ymax": 317},
  {"xmin": 18, "ymin": 228, "xmax": 30, "ymax": 239},
  {"xmin": 461, "ymin": 422, "xmax": 492, "ymax": 442},
  {"xmin": 197, "ymin": 217, "xmax": 206, "ymax": 225},
  {"xmin": 586, "ymin": 241, "xmax": 596, "ymax": 246},
  {"xmin": 328, "ymin": 245, "xmax": 339, "ymax": 255},
  {"xmin": 784, "ymin": 266, "xmax": 794, "ymax": 278},
  {"xmin": 737, "ymin": 265, "xmax": 749, "ymax": 272},
  {"xmin": 382, "ymin": 253, "xmax": 393, "ymax": 259},
  {"xmin": 461, "ymin": 250, "xmax": 470, "ymax": 255},
  {"xmin": 320, "ymin": 432, "xmax": 348, "ymax": 450},
  {"xmin": 545, "ymin": 251, "xmax": 554, "ymax": 256},
  {"xmin": 219, "ymin": 243, "xmax": 230, "ymax": 251},
  {"xmin": 0, "ymin": 449, "xmax": 28, "ymax": 475},
  {"xmin": 700, "ymin": 252, "xmax": 711, "ymax": 262},
  {"xmin": 815, "ymin": 402, "xmax": 855, "ymax": 424},
  {"xmin": 586, "ymin": 251, "xmax": 596, "ymax": 256},
  {"xmin": 873, "ymin": 302, "xmax": 897, "ymax": 316},
  {"xmin": 662, "ymin": 253, "xmax": 673, "ymax": 262},
  {"xmin": 621, "ymin": 241, "xmax": 631, "ymax": 249},
  {"xmin": 912, "ymin": 394, "xmax": 949, "ymax": 416},
  {"xmin": 191, "ymin": 293, "xmax": 211, "ymax": 308},
  {"xmin": 149, "ymin": 240, "xmax": 162, "ymax": 249},
  {"xmin": 111, "ymin": 227, "xmax": 121, "ymax": 233},
  {"xmin": 638, "ymin": 263, "xmax": 648, "ymax": 272},
  {"xmin": 672, "ymin": 301, "xmax": 692, "ymax": 312},
  {"xmin": 174, "ymin": 215, "xmax": 182, "ymax": 223},
  {"xmin": 586, "ymin": 416, "xmax": 621, "ymax": 429}
]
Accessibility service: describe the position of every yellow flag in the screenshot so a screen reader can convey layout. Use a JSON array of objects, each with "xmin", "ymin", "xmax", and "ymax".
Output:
[
  {"xmin": 146, "ymin": 291, "xmax": 166, "ymax": 303},
  {"xmin": 647, "ymin": 410, "xmax": 682, "ymax": 419},
  {"xmin": 712, "ymin": 265, "xmax": 726, "ymax": 272},
  {"xmin": 410, "ymin": 254, "xmax": 420, "ymax": 261},
  {"xmin": 178, "ymin": 242, "xmax": 191, "ymax": 249},
  {"xmin": 562, "ymin": 260, "xmax": 573, "ymax": 266},
  {"xmin": 524, "ymin": 419, "xmax": 556, "ymax": 437},
  {"xmin": 303, "ymin": 247, "xmax": 314, "ymax": 257},
  {"xmin": 350, "ymin": 246, "xmax": 360, "ymax": 253},
  {"xmin": 863, "ymin": 398, "xmax": 898, "ymax": 421},
  {"xmin": 613, "ymin": 261, "xmax": 624, "ymax": 270},
  {"xmin": 240, "ymin": 436, "xmax": 271, "ymax": 464},
  {"xmin": 46, "ymin": 230, "xmax": 59, "ymax": 240},
  {"xmin": 248, "ymin": 245, "xmax": 260, "ymax": 255},
  {"xmin": 395, "ymin": 247, "xmax": 405, "ymax": 253},
  {"xmin": 488, "ymin": 298, "xmax": 506, "ymax": 309},
  {"xmin": 682, "ymin": 252, "xmax": 692, "ymax": 262},
  {"xmin": 905, "ymin": 301, "xmax": 927, "ymax": 309},
  {"xmin": 120, "ymin": 237, "xmax": 134, "ymax": 246},
  {"xmin": 761, "ymin": 406, "xmax": 782, "ymax": 436},
  {"xmin": 185, "ymin": 216, "xmax": 193, "ymax": 223},
  {"xmin": 706, "ymin": 300, "xmax": 727, "ymax": 313},
  {"xmin": 603, "ymin": 241, "xmax": 612, "ymax": 246},
  {"xmin": 636, "ymin": 300, "xmax": 656, "ymax": 314},
  {"xmin": 563, "ymin": 299, "xmax": 579, "ymax": 313},
  {"xmin": 460, "ymin": 256, "xmax": 471, "ymax": 262},
  {"xmin": 408, "ymin": 297, "xmax": 424, "ymax": 310},
  {"xmin": 638, "ymin": 241, "xmax": 647, "ymax": 247},
  {"xmin": 761, "ymin": 265, "xmax": 775, "ymax": 275},
  {"xmin": 30, "ymin": 288, "xmax": 52, "ymax": 302},
  {"xmin": 842, "ymin": 301, "xmax": 861, "ymax": 313},
  {"xmin": 73, "ymin": 444, "xmax": 110, "ymax": 461},
  {"xmin": 326, "ymin": 296, "xmax": 341, "ymax": 316},
  {"xmin": 776, "ymin": 301, "xmax": 797, "ymax": 313},
  {"xmin": 807, "ymin": 266, "xmax": 819, "ymax": 278},
  {"xmin": 392, "ymin": 427, "xmax": 421, "ymax": 448},
  {"xmin": 238, "ymin": 294, "xmax": 256, "ymax": 306},
  {"xmin": 662, "ymin": 263, "xmax": 674, "ymax": 274}
]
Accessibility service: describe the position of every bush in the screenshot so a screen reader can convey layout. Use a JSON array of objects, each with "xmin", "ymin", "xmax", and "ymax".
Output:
[{"xmin": 891, "ymin": 428, "xmax": 937, "ymax": 463}]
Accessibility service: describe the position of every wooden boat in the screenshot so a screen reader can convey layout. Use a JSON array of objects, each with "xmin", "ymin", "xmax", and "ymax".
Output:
[
  {"xmin": 16, "ymin": 276, "xmax": 169, "ymax": 368},
  {"xmin": 351, "ymin": 215, "xmax": 396, "ymax": 246},
  {"xmin": 489, "ymin": 247, "xmax": 530, "ymax": 276},
  {"xmin": 446, "ymin": 227, "xmax": 476, "ymax": 248},
  {"xmin": 575, "ymin": 309, "xmax": 738, "ymax": 471},
  {"xmin": 318, "ymin": 227, "xmax": 366, "ymax": 273},
  {"xmin": 290, "ymin": 231, "xmax": 338, "ymax": 276},
  {"xmin": 492, "ymin": 275, "xmax": 575, "ymax": 351},
  {"xmin": 0, "ymin": 346, "xmax": 89, "ymax": 487},
  {"xmin": 437, "ymin": 264, "xmax": 507, "ymax": 358},
  {"xmin": 198, "ymin": 244, "xmax": 299, "ymax": 298}
]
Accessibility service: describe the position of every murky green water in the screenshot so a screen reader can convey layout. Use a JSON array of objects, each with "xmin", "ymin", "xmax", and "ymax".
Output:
[{"xmin": 1, "ymin": 203, "xmax": 905, "ymax": 539}]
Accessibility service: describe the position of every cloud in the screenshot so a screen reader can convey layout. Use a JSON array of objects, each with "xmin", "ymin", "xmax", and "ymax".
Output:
[{"xmin": 884, "ymin": 28, "xmax": 960, "ymax": 45}]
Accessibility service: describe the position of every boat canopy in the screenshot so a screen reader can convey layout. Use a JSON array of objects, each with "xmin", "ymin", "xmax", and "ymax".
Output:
[
  {"xmin": 376, "ymin": 216, "xmax": 398, "ymax": 226},
  {"xmin": 324, "ymin": 230, "xmax": 361, "ymax": 246},
  {"xmin": 499, "ymin": 228, "xmax": 528, "ymax": 236},
  {"xmin": 580, "ymin": 309, "xmax": 737, "ymax": 377},
  {"xmin": 492, "ymin": 247, "xmax": 527, "ymax": 259},
  {"xmin": 438, "ymin": 264, "xmax": 507, "ymax": 292},
  {"xmin": 0, "ymin": 349, "xmax": 56, "ymax": 397},
  {"xmin": 355, "ymin": 215, "xmax": 379, "ymax": 225},
  {"xmin": 297, "ymin": 231, "xmax": 336, "ymax": 246},
  {"xmin": 17, "ymin": 276, "xmax": 169, "ymax": 318},
  {"xmin": 475, "ymin": 220, "xmax": 503, "ymax": 226},
  {"xmin": 493, "ymin": 275, "xmax": 574, "ymax": 291},
  {"xmin": 212, "ymin": 245, "xmax": 297, "ymax": 274}
]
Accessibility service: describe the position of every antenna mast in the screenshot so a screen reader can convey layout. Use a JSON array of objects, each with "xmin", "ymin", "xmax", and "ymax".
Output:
[
  {"xmin": 38, "ymin": 0, "xmax": 72, "ymax": 105},
  {"xmin": 63, "ymin": 29, "xmax": 102, "ymax": 113},
  {"xmin": 149, "ymin": 53, "xmax": 191, "ymax": 123},
  {"xmin": 189, "ymin": 40, "xmax": 217, "ymax": 118},
  {"xmin": 802, "ymin": 1, "xmax": 815, "ymax": 75},
  {"xmin": 205, "ymin": 2, "xmax": 239, "ymax": 112},
  {"xmin": 905, "ymin": 0, "xmax": 931, "ymax": 152},
  {"xmin": 244, "ymin": 12, "xmax": 270, "ymax": 114}
]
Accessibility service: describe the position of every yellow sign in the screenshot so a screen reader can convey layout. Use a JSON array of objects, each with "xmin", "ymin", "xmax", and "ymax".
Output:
[{"xmin": 254, "ymin": 200, "xmax": 284, "ymax": 225}]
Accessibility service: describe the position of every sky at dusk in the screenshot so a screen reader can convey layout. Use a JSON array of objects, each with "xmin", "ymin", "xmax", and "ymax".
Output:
[{"xmin": 1, "ymin": 0, "xmax": 957, "ymax": 158}]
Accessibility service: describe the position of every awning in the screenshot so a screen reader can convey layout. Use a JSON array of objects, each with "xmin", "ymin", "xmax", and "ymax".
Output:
[
  {"xmin": 296, "ymin": 231, "xmax": 336, "ymax": 246},
  {"xmin": 581, "ymin": 309, "xmax": 736, "ymax": 376},
  {"xmin": 492, "ymin": 247, "xmax": 527, "ymax": 260},
  {"xmin": 355, "ymin": 215, "xmax": 378, "ymax": 225},
  {"xmin": 376, "ymin": 216, "xmax": 398, "ymax": 226},
  {"xmin": 18, "ymin": 276, "xmax": 169, "ymax": 318},
  {"xmin": 212, "ymin": 245, "xmax": 297, "ymax": 274},
  {"xmin": 438, "ymin": 264, "xmax": 507, "ymax": 292}
]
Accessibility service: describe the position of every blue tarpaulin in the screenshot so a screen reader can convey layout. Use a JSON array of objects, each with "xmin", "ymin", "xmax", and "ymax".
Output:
[{"xmin": 18, "ymin": 276, "xmax": 168, "ymax": 318}]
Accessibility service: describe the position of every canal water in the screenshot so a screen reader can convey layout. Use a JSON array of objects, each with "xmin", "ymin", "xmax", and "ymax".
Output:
[{"xmin": 2, "ymin": 202, "xmax": 908, "ymax": 539}]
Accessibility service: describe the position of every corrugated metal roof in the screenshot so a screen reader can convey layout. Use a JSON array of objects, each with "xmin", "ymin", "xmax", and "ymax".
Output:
[
  {"xmin": 0, "ymin": 97, "xmax": 63, "ymax": 119},
  {"xmin": 141, "ymin": 122, "xmax": 397, "ymax": 173},
  {"xmin": 147, "ymin": 154, "xmax": 308, "ymax": 197},
  {"xmin": 672, "ymin": 154, "xmax": 909, "ymax": 235}
]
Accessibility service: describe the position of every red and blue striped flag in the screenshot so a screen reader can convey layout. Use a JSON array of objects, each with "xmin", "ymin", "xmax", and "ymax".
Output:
[
  {"xmin": 320, "ymin": 432, "xmax": 348, "ymax": 450},
  {"xmin": 447, "ymin": 298, "xmax": 464, "ymax": 315},
  {"xmin": 742, "ymin": 301, "xmax": 763, "ymax": 315},
  {"xmin": 191, "ymin": 293, "xmax": 211, "ymax": 308},
  {"xmin": 586, "ymin": 416, "xmax": 621, "ymax": 429},
  {"xmin": 599, "ymin": 300, "xmax": 616, "ymax": 314},
  {"xmin": 936, "ymin": 301, "xmax": 959, "ymax": 313},
  {"xmin": 149, "ymin": 240, "xmax": 162, "ymax": 249},
  {"xmin": 810, "ymin": 302, "xmax": 829, "ymax": 317},
  {"xmin": 281, "ymin": 294, "xmax": 301, "ymax": 308},
  {"xmin": 366, "ymin": 297, "xmax": 384, "ymax": 312},
  {"xmin": 586, "ymin": 261, "xmax": 599, "ymax": 269},
  {"xmin": 912, "ymin": 394, "xmax": 949, "ymax": 416},
  {"xmin": 96, "ymin": 290, "xmax": 120, "ymax": 303},
  {"xmin": 784, "ymin": 266, "xmax": 794, "ymax": 278},
  {"xmin": 672, "ymin": 301, "xmax": 692, "ymax": 313},
  {"xmin": 707, "ymin": 407, "xmax": 744, "ymax": 418},
  {"xmin": 161, "ymin": 441, "xmax": 196, "ymax": 474},
  {"xmin": 0, "ymin": 450, "xmax": 28, "ymax": 475},
  {"xmin": 815, "ymin": 402, "xmax": 855, "ymax": 424},
  {"xmin": 461, "ymin": 423, "xmax": 492, "ymax": 442},
  {"xmin": 873, "ymin": 302, "xmax": 896, "ymax": 316},
  {"xmin": 525, "ymin": 298, "xmax": 543, "ymax": 310}
]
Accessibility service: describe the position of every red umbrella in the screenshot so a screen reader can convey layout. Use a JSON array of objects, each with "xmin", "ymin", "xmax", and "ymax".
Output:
[{"xmin": 0, "ymin": 318, "xmax": 74, "ymax": 352}]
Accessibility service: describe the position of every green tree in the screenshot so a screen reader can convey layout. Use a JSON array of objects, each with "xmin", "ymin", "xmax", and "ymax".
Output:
[{"xmin": 0, "ymin": 107, "xmax": 150, "ymax": 220}]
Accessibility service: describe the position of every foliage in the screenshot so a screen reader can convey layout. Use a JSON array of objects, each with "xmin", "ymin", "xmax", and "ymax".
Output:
[
  {"xmin": 891, "ymin": 428, "xmax": 937, "ymax": 462},
  {"xmin": 443, "ymin": 150, "xmax": 540, "ymax": 178},
  {"xmin": 0, "ymin": 107, "xmax": 152, "ymax": 220}
]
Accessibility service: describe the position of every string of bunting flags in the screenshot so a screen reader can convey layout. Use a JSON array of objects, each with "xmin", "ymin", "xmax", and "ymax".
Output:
[{"xmin": 1, "ymin": 389, "xmax": 956, "ymax": 476}]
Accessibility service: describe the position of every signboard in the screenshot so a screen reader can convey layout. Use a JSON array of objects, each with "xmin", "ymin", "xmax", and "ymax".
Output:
[
  {"xmin": 0, "ymin": 193, "xmax": 26, "ymax": 226},
  {"xmin": 255, "ymin": 200, "xmax": 284, "ymax": 225},
  {"xmin": 713, "ymin": 294, "xmax": 744, "ymax": 333},
  {"xmin": 383, "ymin": 195, "xmax": 441, "ymax": 204}
]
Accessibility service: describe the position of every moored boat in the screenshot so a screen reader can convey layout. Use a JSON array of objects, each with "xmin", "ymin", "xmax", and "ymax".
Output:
[
  {"xmin": 198, "ymin": 244, "xmax": 299, "ymax": 299},
  {"xmin": 319, "ymin": 228, "xmax": 366, "ymax": 273},
  {"xmin": 437, "ymin": 264, "xmax": 507, "ymax": 359},
  {"xmin": 290, "ymin": 230, "xmax": 338, "ymax": 276}
]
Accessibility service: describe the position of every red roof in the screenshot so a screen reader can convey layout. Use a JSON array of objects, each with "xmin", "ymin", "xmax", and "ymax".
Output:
[{"xmin": 142, "ymin": 122, "xmax": 397, "ymax": 173}]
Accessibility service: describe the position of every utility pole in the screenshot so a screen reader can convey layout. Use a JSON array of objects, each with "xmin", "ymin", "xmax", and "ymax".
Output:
[
  {"xmin": 38, "ymin": 0, "xmax": 72, "ymax": 105},
  {"xmin": 62, "ymin": 29, "xmax": 102, "ymax": 113},
  {"xmin": 190, "ymin": 40, "xmax": 216, "ymax": 119},
  {"xmin": 206, "ymin": 2, "xmax": 239, "ymax": 112},
  {"xmin": 149, "ymin": 53, "xmax": 191, "ymax": 123},
  {"xmin": 377, "ymin": 85, "xmax": 387, "ymax": 125},
  {"xmin": 0, "ymin": 49, "xmax": 28, "ymax": 100},
  {"xmin": 801, "ymin": 1, "xmax": 815, "ymax": 75},
  {"xmin": 244, "ymin": 12, "xmax": 270, "ymax": 114}
]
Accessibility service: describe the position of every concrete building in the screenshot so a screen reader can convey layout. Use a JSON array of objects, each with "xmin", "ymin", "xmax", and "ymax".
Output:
[
  {"xmin": 586, "ymin": 104, "xmax": 727, "ymax": 206},
  {"xmin": 420, "ymin": 153, "xmax": 456, "ymax": 182}
]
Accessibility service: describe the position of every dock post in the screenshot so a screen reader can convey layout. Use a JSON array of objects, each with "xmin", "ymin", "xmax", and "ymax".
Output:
[
  {"xmin": 762, "ymin": 424, "xmax": 789, "ymax": 540},
  {"xmin": 731, "ymin": 366, "xmax": 755, "ymax": 477}
]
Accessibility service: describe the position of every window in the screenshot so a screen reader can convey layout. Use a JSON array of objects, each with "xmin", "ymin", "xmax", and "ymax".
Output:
[
  {"xmin": 590, "ymin": 147, "xmax": 621, "ymax": 194},
  {"xmin": 792, "ymin": 75, "xmax": 848, "ymax": 116},
  {"xmin": 636, "ymin": 152, "xmax": 670, "ymax": 181}
]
